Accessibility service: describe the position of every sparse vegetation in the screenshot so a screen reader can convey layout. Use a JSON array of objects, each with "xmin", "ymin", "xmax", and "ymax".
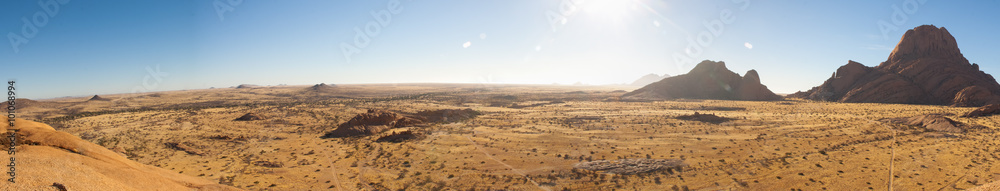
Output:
[{"xmin": 18, "ymin": 84, "xmax": 999, "ymax": 190}]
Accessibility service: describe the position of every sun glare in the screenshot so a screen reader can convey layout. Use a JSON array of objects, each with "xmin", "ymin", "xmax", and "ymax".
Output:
[{"xmin": 580, "ymin": 0, "xmax": 637, "ymax": 20}]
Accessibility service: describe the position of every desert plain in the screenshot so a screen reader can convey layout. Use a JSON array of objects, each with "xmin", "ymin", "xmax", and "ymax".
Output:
[{"xmin": 5, "ymin": 83, "xmax": 999, "ymax": 190}]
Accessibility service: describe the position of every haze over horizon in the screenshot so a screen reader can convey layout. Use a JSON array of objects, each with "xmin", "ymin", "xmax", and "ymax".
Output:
[{"xmin": 2, "ymin": 0, "xmax": 999, "ymax": 99}]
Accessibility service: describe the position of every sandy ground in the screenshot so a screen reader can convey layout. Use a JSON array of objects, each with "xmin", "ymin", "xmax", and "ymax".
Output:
[{"xmin": 11, "ymin": 83, "xmax": 1000, "ymax": 190}]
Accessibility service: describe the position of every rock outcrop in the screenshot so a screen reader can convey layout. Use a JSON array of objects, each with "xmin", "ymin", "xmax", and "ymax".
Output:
[
  {"xmin": 790, "ymin": 25, "xmax": 1000, "ymax": 106},
  {"xmin": 737, "ymin": 70, "xmax": 781, "ymax": 100},
  {"xmin": 322, "ymin": 109, "xmax": 424, "ymax": 138},
  {"xmin": 961, "ymin": 104, "xmax": 1000, "ymax": 117},
  {"xmin": 622, "ymin": 60, "xmax": 781, "ymax": 101},
  {"xmin": 881, "ymin": 114, "xmax": 978, "ymax": 133},
  {"xmin": 0, "ymin": 120, "xmax": 240, "ymax": 190},
  {"xmin": 675, "ymin": 112, "xmax": 735, "ymax": 124},
  {"xmin": 322, "ymin": 108, "xmax": 481, "ymax": 138},
  {"xmin": 234, "ymin": 113, "xmax": 263, "ymax": 121}
]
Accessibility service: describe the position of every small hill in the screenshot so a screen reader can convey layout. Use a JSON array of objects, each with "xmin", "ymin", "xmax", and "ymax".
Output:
[
  {"xmin": 234, "ymin": 113, "xmax": 264, "ymax": 121},
  {"xmin": 88, "ymin": 95, "xmax": 111, "ymax": 101},
  {"xmin": 0, "ymin": 120, "xmax": 239, "ymax": 190},
  {"xmin": 321, "ymin": 109, "xmax": 424, "ymax": 138},
  {"xmin": 630, "ymin": 73, "xmax": 671, "ymax": 86},
  {"xmin": 790, "ymin": 25, "xmax": 1000, "ymax": 106},
  {"xmin": 235, "ymin": 84, "xmax": 258, "ymax": 89},
  {"xmin": 0, "ymin": 98, "xmax": 40, "ymax": 109},
  {"xmin": 622, "ymin": 60, "xmax": 781, "ymax": 101},
  {"xmin": 307, "ymin": 83, "xmax": 337, "ymax": 91}
]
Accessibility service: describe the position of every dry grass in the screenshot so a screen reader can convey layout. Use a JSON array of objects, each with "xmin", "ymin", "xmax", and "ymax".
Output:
[{"xmin": 15, "ymin": 84, "xmax": 1000, "ymax": 190}]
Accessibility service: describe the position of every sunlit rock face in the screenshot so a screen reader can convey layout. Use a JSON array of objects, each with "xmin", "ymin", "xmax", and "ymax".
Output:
[
  {"xmin": 790, "ymin": 25, "xmax": 1000, "ymax": 106},
  {"xmin": 0, "ymin": 120, "xmax": 240, "ymax": 191}
]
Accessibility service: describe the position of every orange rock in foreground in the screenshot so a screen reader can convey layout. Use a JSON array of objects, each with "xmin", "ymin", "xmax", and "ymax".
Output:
[{"xmin": 0, "ymin": 119, "xmax": 240, "ymax": 191}]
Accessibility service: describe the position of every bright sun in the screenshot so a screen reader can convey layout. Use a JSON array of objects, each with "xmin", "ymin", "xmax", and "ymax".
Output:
[{"xmin": 579, "ymin": 0, "xmax": 637, "ymax": 20}]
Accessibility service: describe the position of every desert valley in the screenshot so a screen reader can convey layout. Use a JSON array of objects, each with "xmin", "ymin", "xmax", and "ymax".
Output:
[
  {"xmin": 5, "ymin": 82, "xmax": 1000, "ymax": 190},
  {"xmin": 5, "ymin": 19, "xmax": 1000, "ymax": 191}
]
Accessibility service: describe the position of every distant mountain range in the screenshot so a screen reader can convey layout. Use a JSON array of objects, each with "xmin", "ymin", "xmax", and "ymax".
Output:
[
  {"xmin": 624, "ymin": 25, "xmax": 1000, "ymax": 107},
  {"xmin": 630, "ymin": 73, "xmax": 672, "ymax": 86}
]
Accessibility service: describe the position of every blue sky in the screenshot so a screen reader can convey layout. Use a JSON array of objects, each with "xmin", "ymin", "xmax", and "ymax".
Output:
[{"xmin": 2, "ymin": 0, "xmax": 999, "ymax": 99}]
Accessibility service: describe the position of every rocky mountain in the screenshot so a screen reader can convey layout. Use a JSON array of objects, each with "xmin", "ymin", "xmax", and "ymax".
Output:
[
  {"xmin": 623, "ymin": 60, "xmax": 782, "ymax": 101},
  {"xmin": 790, "ymin": 25, "xmax": 1000, "ymax": 106},
  {"xmin": 630, "ymin": 73, "xmax": 672, "ymax": 86}
]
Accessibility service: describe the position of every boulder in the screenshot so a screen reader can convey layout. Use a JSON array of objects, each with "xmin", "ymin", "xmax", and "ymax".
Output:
[{"xmin": 961, "ymin": 104, "xmax": 1000, "ymax": 117}]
